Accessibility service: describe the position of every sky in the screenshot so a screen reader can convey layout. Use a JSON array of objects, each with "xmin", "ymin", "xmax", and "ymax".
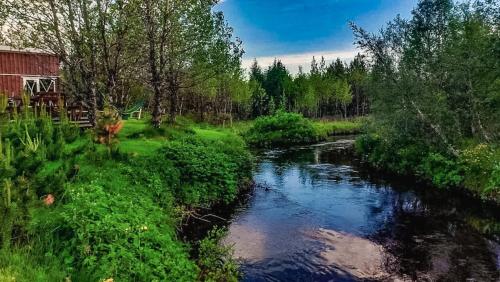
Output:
[{"xmin": 216, "ymin": 0, "xmax": 418, "ymax": 74}]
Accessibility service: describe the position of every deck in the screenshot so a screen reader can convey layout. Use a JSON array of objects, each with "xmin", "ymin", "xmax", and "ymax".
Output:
[{"xmin": 6, "ymin": 92, "xmax": 92, "ymax": 128}]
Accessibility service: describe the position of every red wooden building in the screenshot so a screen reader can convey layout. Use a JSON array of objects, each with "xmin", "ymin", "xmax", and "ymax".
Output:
[{"xmin": 0, "ymin": 45, "xmax": 60, "ymax": 98}]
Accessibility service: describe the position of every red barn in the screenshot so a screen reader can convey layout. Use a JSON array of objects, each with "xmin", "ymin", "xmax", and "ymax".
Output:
[{"xmin": 0, "ymin": 45, "xmax": 60, "ymax": 98}]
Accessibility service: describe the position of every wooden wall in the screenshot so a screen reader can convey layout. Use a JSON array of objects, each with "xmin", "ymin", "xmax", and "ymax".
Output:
[{"xmin": 0, "ymin": 51, "xmax": 60, "ymax": 97}]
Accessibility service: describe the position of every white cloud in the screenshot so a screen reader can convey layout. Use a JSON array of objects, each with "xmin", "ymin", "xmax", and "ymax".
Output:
[{"xmin": 242, "ymin": 49, "xmax": 359, "ymax": 75}]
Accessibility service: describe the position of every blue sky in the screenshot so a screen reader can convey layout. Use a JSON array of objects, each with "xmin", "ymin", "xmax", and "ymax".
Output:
[{"xmin": 216, "ymin": 0, "xmax": 418, "ymax": 73}]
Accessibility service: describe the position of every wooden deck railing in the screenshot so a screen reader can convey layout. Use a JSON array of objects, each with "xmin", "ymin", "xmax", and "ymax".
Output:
[{"xmin": 6, "ymin": 92, "xmax": 92, "ymax": 128}]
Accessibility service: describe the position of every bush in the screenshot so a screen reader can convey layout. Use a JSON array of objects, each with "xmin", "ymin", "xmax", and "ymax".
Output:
[
  {"xmin": 31, "ymin": 183, "xmax": 198, "ymax": 282},
  {"xmin": 0, "ymin": 113, "xmax": 81, "ymax": 249},
  {"xmin": 157, "ymin": 137, "xmax": 247, "ymax": 206},
  {"xmin": 356, "ymin": 133, "xmax": 500, "ymax": 200},
  {"xmin": 418, "ymin": 152, "xmax": 463, "ymax": 188},
  {"xmin": 197, "ymin": 228, "xmax": 239, "ymax": 282},
  {"xmin": 460, "ymin": 144, "xmax": 500, "ymax": 198},
  {"xmin": 245, "ymin": 111, "xmax": 318, "ymax": 147}
]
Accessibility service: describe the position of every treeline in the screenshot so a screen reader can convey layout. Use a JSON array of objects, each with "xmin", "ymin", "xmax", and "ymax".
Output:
[
  {"xmin": 353, "ymin": 0, "xmax": 499, "ymax": 198},
  {"xmin": 1, "ymin": 0, "xmax": 370, "ymax": 127},
  {"xmin": 246, "ymin": 55, "xmax": 369, "ymax": 120}
]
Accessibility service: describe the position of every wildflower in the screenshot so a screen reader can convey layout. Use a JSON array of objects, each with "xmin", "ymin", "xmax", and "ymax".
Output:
[{"xmin": 43, "ymin": 194, "xmax": 55, "ymax": 206}]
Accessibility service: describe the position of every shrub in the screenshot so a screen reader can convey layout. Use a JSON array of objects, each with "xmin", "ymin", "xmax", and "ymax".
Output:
[
  {"xmin": 197, "ymin": 228, "xmax": 239, "ymax": 282},
  {"xmin": 31, "ymin": 184, "xmax": 198, "ymax": 281},
  {"xmin": 356, "ymin": 133, "xmax": 500, "ymax": 199},
  {"xmin": 418, "ymin": 152, "xmax": 463, "ymax": 188},
  {"xmin": 94, "ymin": 107, "xmax": 124, "ymax": 154},
  {"xmin": 0, "ymin": 112, "xmax": 80, "ymax": 249},
  {"xmin": 245, "ymin": 111, "xmax": 318, "ymax": 147},
  {"xmin": 158, "ymin": 138, "xmax": 241, "ymax": 206},
  {"xmin": 460, "ymin": 144, "xmax": 500, "ymax": 198}
]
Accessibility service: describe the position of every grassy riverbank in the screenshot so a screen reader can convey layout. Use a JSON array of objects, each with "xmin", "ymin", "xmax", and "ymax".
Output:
[
  {"xmin": 355, "ymin": 133, "xmax": 500, "ymax": 203},
  {"xmin": 0, "ymin": 116, "xmax": 250, "ymax": 281}
]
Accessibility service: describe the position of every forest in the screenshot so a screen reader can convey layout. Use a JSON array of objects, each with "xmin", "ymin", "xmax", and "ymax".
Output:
[{"xmin": 0, "ymin": 0, "xmax": 498, "ymax": 281}]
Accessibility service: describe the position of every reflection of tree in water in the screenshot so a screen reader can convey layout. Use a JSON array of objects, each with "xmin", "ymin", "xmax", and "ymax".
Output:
[
  {"xmin": 374, "ymin": 189, "xmax": 499, "ymax": 281},
  {"xmin": 261, "ymin": 147, "xmax": 318, "ymax": 188}
]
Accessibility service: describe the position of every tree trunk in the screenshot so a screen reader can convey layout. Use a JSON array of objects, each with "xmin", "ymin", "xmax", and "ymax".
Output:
[
  {"xmin": 88, "ymin": 81, "xmax": 98, "ymax": 127},
  {"xmin": 410, "ymin": 100, "xmax": 459, "ymax": 157},
  {"xmin": 151, "ymin": 85, "xmax": 162, "ymax": 128},
  {"xmin": 168, "ymin": 83, "xmax": 178, "ymax": 124}
]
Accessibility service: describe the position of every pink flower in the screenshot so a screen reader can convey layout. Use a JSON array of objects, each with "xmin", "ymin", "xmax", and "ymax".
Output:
[{"xmin": 43, "ymin": 194, "xmax": 55, "ymax": 206}]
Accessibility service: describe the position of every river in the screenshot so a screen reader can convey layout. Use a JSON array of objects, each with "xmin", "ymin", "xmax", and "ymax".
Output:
[{"xmin": 222, "ymin": 137, "xmax": 499, "ymax": 281}]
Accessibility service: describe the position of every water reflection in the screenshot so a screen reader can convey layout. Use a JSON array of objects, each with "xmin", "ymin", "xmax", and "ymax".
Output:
[{"xmin": 224, "ymin": 138, "xmax": 499, "ymax": 281}]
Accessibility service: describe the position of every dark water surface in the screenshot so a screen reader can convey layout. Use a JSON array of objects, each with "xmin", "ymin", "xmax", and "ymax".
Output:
[{"xmin": 223, "ymin": 138, "xmax": 500, "ymax": 281}]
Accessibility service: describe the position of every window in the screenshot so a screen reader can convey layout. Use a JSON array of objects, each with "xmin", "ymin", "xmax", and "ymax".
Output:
[
  {"xmin": 24, "ymin": 79, "xmax": 38, "ymax": 96},
  {"xmin": 22, "ymin": 77, "xmax": 57, "ymax": 95},
  {"xmin": 40, "ymin": 78, "xmax": 56, "ymax": 92}
]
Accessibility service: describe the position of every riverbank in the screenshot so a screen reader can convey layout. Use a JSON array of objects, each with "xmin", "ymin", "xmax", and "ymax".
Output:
[
  {"xmin": 0, "ymin": 117, "xmax": 251, "ymax": 281},
  {"xmin": 355, "ymin": 133, "xmax": 500, "ymax": 204}
]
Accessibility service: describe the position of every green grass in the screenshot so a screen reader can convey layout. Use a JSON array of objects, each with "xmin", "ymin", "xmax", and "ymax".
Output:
[
  {"xmin": 115, "ymin": 119, "xmax": 251, "ymax": 156},
  {"xmin": 119, "ymin": 138, "xmax": 167, "ymax": 156},
  {"xmin": 118, "ymin": 119, "xmax": 149, "ymax": 138},
  {"xmin": 313, "ymin": 118, "xmax": 364, "ymax": 137},
  {"xmin": 226, "ymin": 120, "xmax": 255, "ymax": 135},
  {"xmin": 227, "ymin": 118, "xmax": 363, "ymax": 138},
  {"xmin": 0, "ymin": 249, "xmax": 66, "ymax": 282}
]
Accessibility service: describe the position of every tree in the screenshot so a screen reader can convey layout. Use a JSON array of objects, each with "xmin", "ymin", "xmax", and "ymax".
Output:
[
  {"xmin": 3, "ymin": 0, "xmax": 141, "ymax": 126},
  {"xmin": 141, "ymin": 0, "xmax": 242, "ymax": 126},
  {"xmin": 348, "ymin": 54, "xmax": 369, "ymax": 116},
  {"xmin": 351, "ymin": 0, "xmax": 499, "ymax": 156},
  {"xmin": 263, "ymin": 60, "xmax": 292, "ymax": 111},
  {"xmin": 249, "ymin": 79, "xmax": 268, "ymax": 117},
  {"xmin": 333, "ymin": 79, "xmax": 352, "ymax": 119},
  {"xmin": 249, "ymin": 59, "xmax": 265, "ymax": 85}
]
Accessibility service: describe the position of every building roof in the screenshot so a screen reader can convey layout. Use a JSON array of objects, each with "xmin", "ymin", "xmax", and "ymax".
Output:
[{"xmin": 0, "ymin": 45, "xmax": 55, "ymax": 55}]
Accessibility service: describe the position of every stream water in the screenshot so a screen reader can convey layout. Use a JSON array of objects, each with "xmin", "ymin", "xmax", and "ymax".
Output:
[{"xmin": 222, "ymin": 137, "xmax": 499, "ymax": 281}]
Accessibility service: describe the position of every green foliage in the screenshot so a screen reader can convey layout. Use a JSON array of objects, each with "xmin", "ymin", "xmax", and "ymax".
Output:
[
  {"xmin": 419, "ymin": 153, "xmax": 463, "ymax": 188},
  {"xmin": 351, "ymin": 0, "xmax": 500, "ymax": 200},
  {"xmin": 0, "ymin": 112, "xmax": 81, "ymax": 250},
  {"xmin": 94, "ymin": 107, "xmax": 124, "ymax": 154},
  {"xmin": 1, "ymin": 116, "xmax": 251, "ymax": 281},
  {"xmin": 157, "ymin": 136, "xmax": 249, "ymax": 206},
  {"xmin": 245, "ymin": 111, "xmax": 319, "ymax": 147},
  {"xmin": 31, "ymin": 184, "xmax": 197, "ymax": 282},
  {"xmin": 0, "ymin": 249, "xmax": 66, "ymax": 282},
  {"xmin": 356, "ymin": 134, "xmax": 499, "ymax": 199},
  {"xmin": 0, "ymin": 92, "xmax": 7, "ymax": 114},
  {"xmin": 460, "ymin": 144, "xmax": 500, "ymax": 198},
  {"xmin": 197, "ymin": 228, "xmax": 239, "ymax": 282},
  {"xmin": 249, "ymin": 55, "xmax": 367, "ymax": 119}
]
